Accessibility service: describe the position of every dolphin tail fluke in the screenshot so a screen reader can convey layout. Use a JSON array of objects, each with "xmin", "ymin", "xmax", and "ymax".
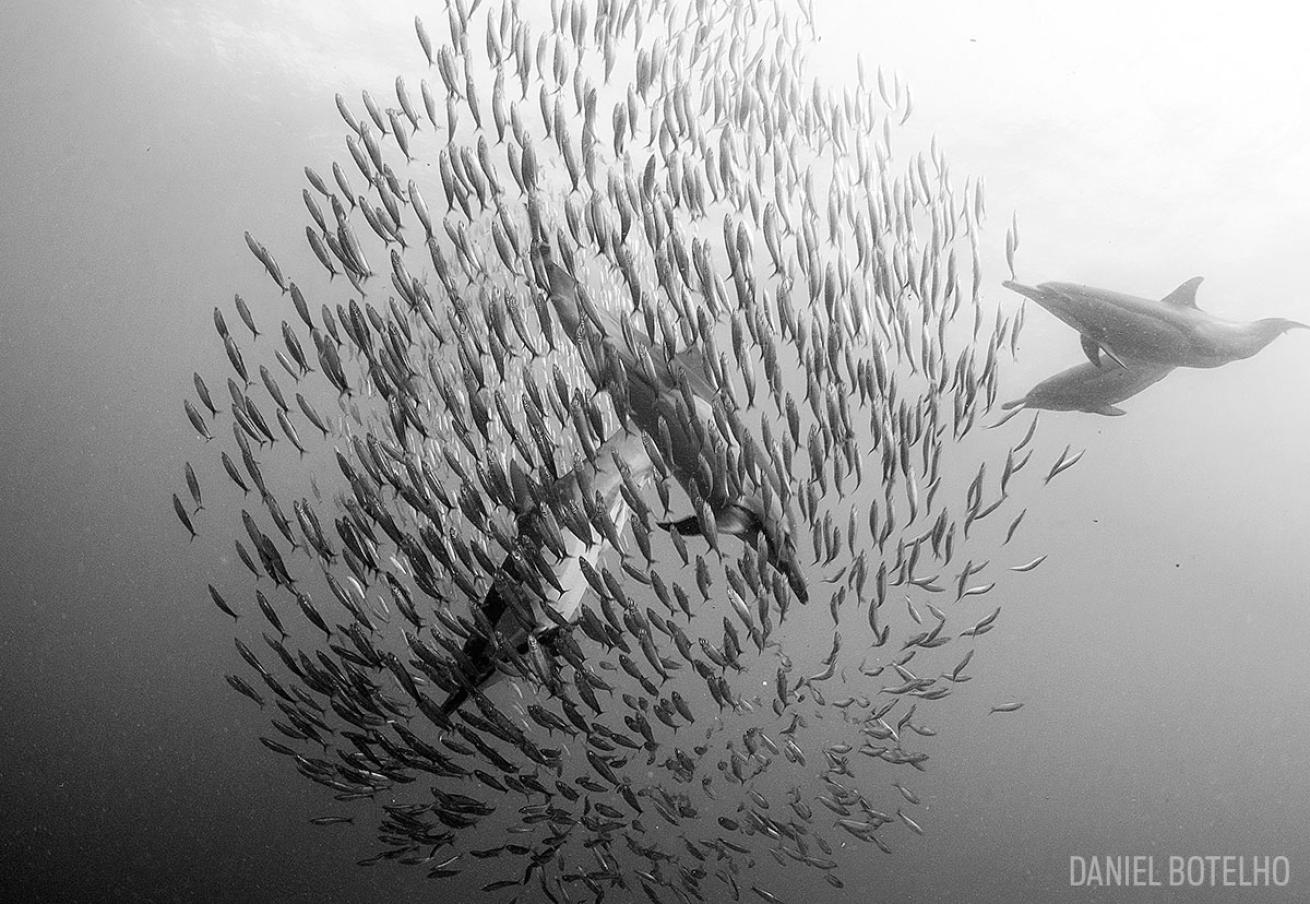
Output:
[
  {"xmin": 439, "ymin": 624, "xmax": 567, "ymax": 723},
  {"xmin": 435, "ymin": 578, "xmax": 516, "ymax": 721},
  {"xmin": 436, "ymin": 632, "xmax": 499, "ymax": 722}
]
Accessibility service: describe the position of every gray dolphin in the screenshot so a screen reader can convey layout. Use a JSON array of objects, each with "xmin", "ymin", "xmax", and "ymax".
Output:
[
  {"xmin": 436, "ymin": 249, "xmax": 809, "ymax": 718},
  {"xmin": 1001, "ymin": 357, "xmax": 1175, "ymax": 417},
  {"xmin": 538, "ymin": 246, "xmax": 808, "ymax": 605},
  {"xmin": 437, "ymin": 427, "xmax": 654, "ymax": 720},
  {"xmin": 1002, "ymin": 278, "xmax": 1306, "ymax": 369}
]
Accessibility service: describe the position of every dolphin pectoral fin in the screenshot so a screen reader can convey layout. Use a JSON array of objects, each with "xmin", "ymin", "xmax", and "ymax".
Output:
[
  {"xmin": 1080, "ymin": 334, "xmax": 1103, "ymax": 367},
  {"xmin": 1081, "ymin": 334, "xmax": 1128, "ymax": 370},
  {"xmin": 1100, "ymin": 344, "xmax": 1129, "ymax": 370},
  {"xmin": 436, "ymin": 688, "xmax": 469, "ymax": 723},
  {"xmin": 1093, "ymin": 404, "xmax": 1127, "ymax": 416},
  {"xmin": 1160, "ymin": 276, "xmax": 1204, "ymax": 308},
  {"xmin": 658, "ymin": 514, "xmax": 703, "ymax": 536}
]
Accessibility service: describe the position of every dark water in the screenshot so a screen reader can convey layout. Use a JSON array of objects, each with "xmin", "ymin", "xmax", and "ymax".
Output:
[{"xmin": 3, "ymin": 1, "xmax": 1308, "ymax": 902}]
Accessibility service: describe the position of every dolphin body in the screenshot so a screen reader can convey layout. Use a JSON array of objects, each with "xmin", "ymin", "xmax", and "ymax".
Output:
[
  {"xmin": 1002, "ymin": 278, "xmax": 1306, "ymax": 369},
  {"xmin": 436, "ymin": 249, "xmax": 807, "ymax": 718},
  {"xmin": 436, "ymin": 427, "xmax": 654, "ymax": 720},
  {"xmin": 1002, "ymin": 357, "xmax": 1175, "ymax": 416},
  {"xmin": 537, "ymin": 247, "xmax": 807, "ymax": 604}
]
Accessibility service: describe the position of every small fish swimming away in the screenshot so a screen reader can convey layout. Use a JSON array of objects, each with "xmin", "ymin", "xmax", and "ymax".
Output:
[{"xmin": 178, "ymin": 0, "xmax": 1072, "ymax": 895}]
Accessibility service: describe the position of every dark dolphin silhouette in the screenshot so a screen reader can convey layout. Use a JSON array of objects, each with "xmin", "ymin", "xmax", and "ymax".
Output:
[
  {"xmin": 436, "ymin": 248, "xmax": 808, "ymax": 718},
  {"xmin": 537, "ymin": 246, "xmax": 807, "ymax": 604}
]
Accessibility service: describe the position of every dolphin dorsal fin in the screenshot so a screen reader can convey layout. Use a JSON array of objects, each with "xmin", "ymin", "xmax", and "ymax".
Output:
[{"xmin": 1161, "ymin": 276, "xmax": 1204, "ymax": 308}]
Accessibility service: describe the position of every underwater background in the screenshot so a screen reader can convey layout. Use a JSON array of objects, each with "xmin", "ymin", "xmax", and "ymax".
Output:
[{"xmin": 3, "ymin": 1, "xmax": 1308, "ymax": 902}]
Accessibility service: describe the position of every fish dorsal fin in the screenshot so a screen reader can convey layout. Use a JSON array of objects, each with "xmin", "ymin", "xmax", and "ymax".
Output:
[{"xmin": 1161, "ymin": 276, "xmax": 1203, "ymax": 308}]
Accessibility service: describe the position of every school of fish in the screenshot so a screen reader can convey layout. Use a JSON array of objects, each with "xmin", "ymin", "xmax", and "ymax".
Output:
[{"xmin": 176, "ymin": 0, "xmax": 1071, "ymax": 899}]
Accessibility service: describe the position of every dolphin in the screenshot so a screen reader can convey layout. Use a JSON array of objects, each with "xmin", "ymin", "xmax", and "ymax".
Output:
[
  {"xmin": 1002, "ymin": 278, "xmax": 1307, "ymax": 369},
  {"xmin": 536, "ymin": 245, "xmax": 808, "ymax": 604},
  {"xmin": 436, "ymin": 249, "xmax": 808, "ymax": 718},
  {"xmin": 1001, "ymin": 357, "xmax": 1175, "ymax": 417},
  {"xmin": 437, "ymin": 426, "xmax": 656, "ymax": 720}
]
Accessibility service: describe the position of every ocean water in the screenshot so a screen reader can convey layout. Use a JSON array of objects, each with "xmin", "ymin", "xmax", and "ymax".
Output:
[{"xmin": 3, "ymin": 2, "xmax": 1308, "ymax": 902}]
